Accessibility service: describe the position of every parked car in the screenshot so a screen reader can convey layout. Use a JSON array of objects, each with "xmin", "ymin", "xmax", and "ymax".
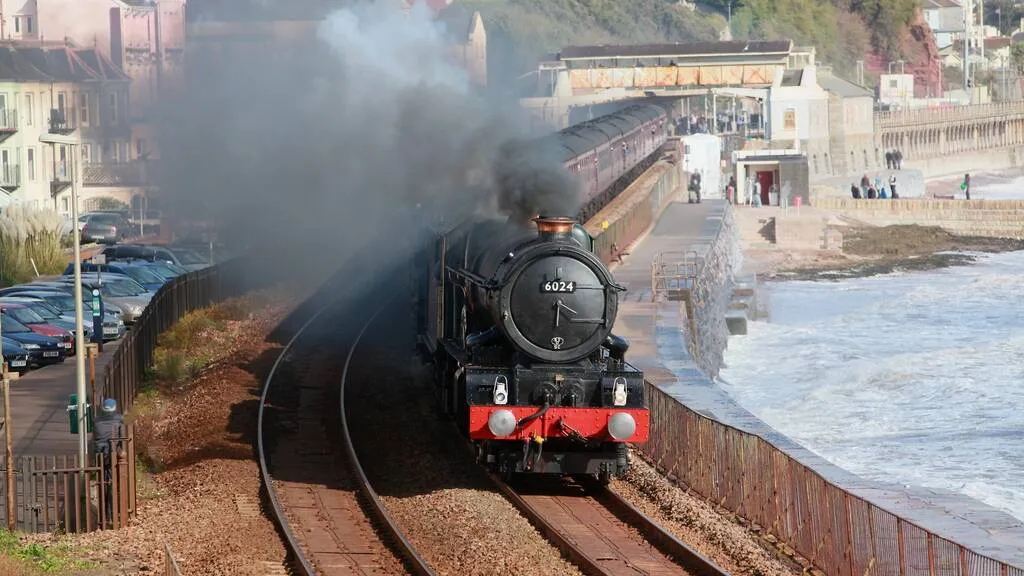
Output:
[
  {"xmin": 0, "ymin": 303, "xmax": 75, "ymax": 354},
  {"xmin": 0, "ymin": 315, "xmax": 65, "ymax": 366},
  {"xmin": 1, "ymin": 297, "xmax": 95, "ymax": 342},
  {"xmin": 101, "ymin": 244, "xmax": 207, "ymax": 272},
  {"xmin": 79, "ymin": 212, "xmax": 130, "ymax": 244},
  {"xmin": 5, "ymin": 290, "xmax": 125, "ymax": 341},
  {"xmin": 0, "ymin": 283, "xmax": 127, "ymax": 323},
  {"xmin": 2, "ymin": 337, "xmax": 30, "ymax": 374},
  {"xmin": 133, "ymin": 261, "xmax": 187, "ymax": 280},
  {"xmin": 62, "ymin": 262, "xmax": 167, "ymax": 292},
  {"xmin": 56, "ymin": 279, "xmax": 149, "ymax": 324}
]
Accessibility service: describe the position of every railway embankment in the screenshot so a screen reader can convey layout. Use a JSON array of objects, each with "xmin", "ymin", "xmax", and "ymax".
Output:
[{"xmin": 593, "ymin": 164, "xmax": 1024, "ymax": 574}]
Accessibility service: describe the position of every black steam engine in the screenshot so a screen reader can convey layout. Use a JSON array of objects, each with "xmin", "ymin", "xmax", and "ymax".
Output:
[{"xmin": 415, "ymin": 215, "xmax": 649, "ymax": 482}]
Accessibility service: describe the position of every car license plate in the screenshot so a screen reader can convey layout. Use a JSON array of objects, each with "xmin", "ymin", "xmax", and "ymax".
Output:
[
  {"xmin": 60, "ymin": 342, "xmax": 71, "ymax": 348},
  {"xmin": 10, "ymin": 360, "xmax": 25, "ymax": 367},
  {"xmin": 104, "ymin": 327, "xmax": 119, "ymax": 335},
  {"xmin": 43, "ymin": 351, "xmax": 59, "ymax": 357}
]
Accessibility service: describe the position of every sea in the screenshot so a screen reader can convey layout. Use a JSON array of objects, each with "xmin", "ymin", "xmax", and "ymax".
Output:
[{"xmin": 718, "ymin": 174, "xmax": 1024, "ymax": 523}]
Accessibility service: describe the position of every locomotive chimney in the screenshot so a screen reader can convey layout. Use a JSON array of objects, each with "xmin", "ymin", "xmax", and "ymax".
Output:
[{"xmin": 533, "ymin": 216, "xmax": 576, "ymax": 241}]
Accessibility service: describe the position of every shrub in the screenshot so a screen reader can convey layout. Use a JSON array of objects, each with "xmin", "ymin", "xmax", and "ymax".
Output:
[{"xmin": 0, "ymin": 205, "xmax": 71, "ymax": 287}]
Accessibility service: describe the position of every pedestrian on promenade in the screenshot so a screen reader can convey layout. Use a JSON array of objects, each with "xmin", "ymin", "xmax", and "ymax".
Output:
[
  {"xmin": 867, "ymin": 185, "xmax": 877, "ymax": 199},
  {"xmin": 850, "ymin": 183, "xmax": 862, "ymax": 199},
  {"xmin": 895, "ymin": 149, "xmax": 903, "ymax": 169},
  {"xmin": 885, "ymin": 151, "xmax": 894, "ymax": 170},
  {"xmin": 889, "ymin": 173, "xmax": 899, "ymax": 199},
  {"xmin": 879, "ymin": 186, "xmax": 889, "ymax": 199},
  {"xmin": 964, "ymin": 173, "xmax": 971, "ymax": 200},
  {"xmin": 860, "ymin": 173, "xmax": 870, "ymax": 198},
  {"xmin": 93, "ymin": 398, "xmax": 125, "ymax": 523}
]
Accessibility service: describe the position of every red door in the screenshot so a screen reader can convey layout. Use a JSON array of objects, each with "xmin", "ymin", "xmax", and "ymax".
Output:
[{"xmin": 757, "ymin": 170, "xmax": 774, "ymax": 206}]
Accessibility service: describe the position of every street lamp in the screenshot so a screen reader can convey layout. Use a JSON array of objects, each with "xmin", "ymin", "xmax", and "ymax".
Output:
[{"xmin": 38, "ymin": 133, "xmax": 87, "ymax": 473}]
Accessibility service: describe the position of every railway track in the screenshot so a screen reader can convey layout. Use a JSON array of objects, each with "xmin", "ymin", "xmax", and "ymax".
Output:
[
  {"xmin": 257, "ymin": 279, "xmax": 433, "ymax": 576},
  {"xmin": 257, "ymin": 262, "xmax": 732, "ymax": 576},
  {"xmin": 491, "ymin": 474, "xmax": 731, "ymax": 576}
]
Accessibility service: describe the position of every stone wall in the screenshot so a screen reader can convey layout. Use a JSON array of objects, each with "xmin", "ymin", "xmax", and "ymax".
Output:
[
  {"xmin": 684, "ymin": 203, "xmax": 741, "ymax": 379},
  {"xmin": 810, "ymin": 197, "xmax": 1024, "ymax": 238}
]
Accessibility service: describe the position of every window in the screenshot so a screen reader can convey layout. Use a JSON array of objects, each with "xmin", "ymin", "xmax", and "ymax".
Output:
[
  {"xmin": 108, "ymin": 93, "xmax": 118, "ymax": 124},
  {"xmin": 80, "ymin": 93, "xmax": 89, "ymax": 126},
  {"xmin": 62, "ymin": 197, "xmax": 69, "ymax": 212},
  {"xmin": 14, "ymin": 17, "xmax": 18, "ymax": 33},
  {"xmin": 81, "ymin": 144, "xmax": 91, "ymax": 163},
  {"xmin": 26, "ymin": 147, "xmax": 34, "ymax": 180},
  {"xmin": 25, "ymin": 16, "xmax": 32, "ymax": 33},
  {"xmin": 136, "ymin": 138, "xmax": 145, "ymax": 156},
  {"xmin": 24, "ymin": 93, "xmax": 32, "ymax": 126}
]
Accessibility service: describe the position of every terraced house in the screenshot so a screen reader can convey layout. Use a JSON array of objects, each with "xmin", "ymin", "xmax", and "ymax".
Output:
[{"xmin": 0, "ymin": 43, "xmax": 136, "ymax": 216}]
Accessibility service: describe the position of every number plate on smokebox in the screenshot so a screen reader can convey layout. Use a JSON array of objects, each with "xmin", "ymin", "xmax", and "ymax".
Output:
[{"xmin": 540, "ymin": 280, "xmax": 576, "ymax": 293}]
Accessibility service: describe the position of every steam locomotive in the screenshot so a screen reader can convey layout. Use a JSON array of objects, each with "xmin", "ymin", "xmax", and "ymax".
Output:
[
  {"xmin": 415, "ymin": 215, "xmax": 649, "ymax": 482},
  {"xmin": 548, "ymin": 104, "xmax": 669, "ymax": 221}
]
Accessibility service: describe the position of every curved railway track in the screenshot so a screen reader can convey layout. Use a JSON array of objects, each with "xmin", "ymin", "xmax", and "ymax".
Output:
[
  {"xmin": 256, "ymin": 281, "xmax": 433, "ymax": 576},
  {"xmin": 256, "ymin": 263, "xmax": 732, "ymax": 576}
]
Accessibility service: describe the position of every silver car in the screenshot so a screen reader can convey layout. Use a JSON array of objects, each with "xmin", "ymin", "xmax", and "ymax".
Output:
[{"xmin": 57, "ymin": 277, "xmax": 150, "ymax": 324}]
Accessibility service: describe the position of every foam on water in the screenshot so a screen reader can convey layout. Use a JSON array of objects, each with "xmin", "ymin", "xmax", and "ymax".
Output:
[{"xmin": 719, "ymin": 251, "xmax": 1024, "ymax": 522}]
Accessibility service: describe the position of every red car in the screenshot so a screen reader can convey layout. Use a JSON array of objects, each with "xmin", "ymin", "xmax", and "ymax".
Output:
[{"xmin": 0, "ymin": 304, "xmax": 74, "ymax": 354}]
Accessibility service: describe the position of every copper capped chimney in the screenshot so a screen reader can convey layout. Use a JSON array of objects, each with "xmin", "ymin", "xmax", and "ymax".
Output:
[{"xmin": 533, "ymin": 216, "xmax": 576, "ymax": 240}]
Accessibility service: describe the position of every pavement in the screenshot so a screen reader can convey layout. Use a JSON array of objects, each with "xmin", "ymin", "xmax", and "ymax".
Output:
[{"xmin": 9, "ymin": 340, "xmax": 118, "ymax": 457}]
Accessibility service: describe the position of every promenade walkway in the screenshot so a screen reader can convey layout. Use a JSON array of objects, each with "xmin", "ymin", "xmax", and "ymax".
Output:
[{"xmin": 10, "ymin": 344, "xmax": 118, "ymax": 456}]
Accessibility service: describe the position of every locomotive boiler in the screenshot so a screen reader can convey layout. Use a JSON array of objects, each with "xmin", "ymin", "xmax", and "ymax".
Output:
[{"xmin": 415, "ymin": 215, "xmax": 649, "ymax": 482}]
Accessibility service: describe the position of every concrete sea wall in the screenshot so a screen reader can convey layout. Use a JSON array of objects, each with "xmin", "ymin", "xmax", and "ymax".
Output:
[{"xmin": 811, "ymin": 197, "xmax": 1024, "ymax": 239}]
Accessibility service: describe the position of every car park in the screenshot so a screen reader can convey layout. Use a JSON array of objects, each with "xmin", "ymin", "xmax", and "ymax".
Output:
[
  {"xmin": 101, "ymin": 244, "xmax": 208, "ymax": 272},
  {"xmin": 8, "ymin": 291, "xmax": 125, "ymax": 341},
  {"xmin": 56, "ymin": 277, "xmax": 150, "ymax": 324},
  {"xmin": 62, "ymin": 262, "xmax": 167, "ymax": 292},
  {"xmin": 0, "ymin": 303, "xmax": 75, "ymax": 354},
  {"xmin": 0, "ymin": 314, "xmax": 66, "ymax": 367},
  {"xmin": 1, "ymin": 297, "xmax": 95, "ymax": 342},
  {"xmin": 1, "ymin": 283, "xmax": 128, "ymax": 324}
]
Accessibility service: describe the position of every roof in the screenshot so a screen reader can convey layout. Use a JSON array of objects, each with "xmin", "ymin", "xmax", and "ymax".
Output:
[
  {"xmin": 0, "ymin": 44, "xmax": 129, "ymax": 83},
  {"xmin": 558, "ymin": 40, "xmax": 793, "ymax": 60},
  {"xmin": 817, "ymin": 73, "xmax": 873, "ymax": 98},
  {"xmin": 951, "ymin": 37, "xmax": 1013, "ymax": 52},
  {"xmin": 780, "ymin": 69, "xmax": 803, "ymax": 87}
]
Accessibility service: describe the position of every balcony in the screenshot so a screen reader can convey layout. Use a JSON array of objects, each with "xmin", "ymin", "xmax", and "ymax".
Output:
[
  {"xmin": 48, "ymin": 109, "xmax": 75, "ymax": 135},
  {"xmin": 82, "ymin": 161, "xmax": 150, "ymax": 187},
  {"xmin": 50, "ymin": 160, "xmax": 72, "ymax": 197},
  {"xmin": 0, "ymin": 163, "xmax": 20, "ymax": 190},
  {"xmin": 0, "ymin": 109, "xmax": 17, "ymax": 143}
]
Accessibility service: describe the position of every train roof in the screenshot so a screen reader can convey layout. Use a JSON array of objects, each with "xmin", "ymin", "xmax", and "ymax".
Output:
[{"xmin": 547, "ymin": 104, "xmax": 666, "ymax": 162}]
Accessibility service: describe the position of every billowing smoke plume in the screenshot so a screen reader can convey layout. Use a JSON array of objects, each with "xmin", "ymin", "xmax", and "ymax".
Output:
[{"xmin": 155, "ymin": 0, "xmax": 579, "ymax": 282}]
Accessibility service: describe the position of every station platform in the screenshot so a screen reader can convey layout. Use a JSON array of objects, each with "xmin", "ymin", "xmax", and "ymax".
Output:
[
  {"xmin": 10, "ymin": 343, "xmax": 118, "ymax": 457},
  {"xmin": 609, "ymin": 200, "xmax": 1024, "ymax": 568}
]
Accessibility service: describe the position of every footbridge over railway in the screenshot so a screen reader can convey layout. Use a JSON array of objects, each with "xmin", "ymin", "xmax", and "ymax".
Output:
[{"xmin": 521, "ymin": 40, "xmax": 800, "ymax": 129}]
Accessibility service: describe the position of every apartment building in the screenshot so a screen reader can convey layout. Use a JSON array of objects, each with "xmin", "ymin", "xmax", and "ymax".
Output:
[{"xmin": 0, "ymin": 43, "xmax": 135, "ymax": 215}]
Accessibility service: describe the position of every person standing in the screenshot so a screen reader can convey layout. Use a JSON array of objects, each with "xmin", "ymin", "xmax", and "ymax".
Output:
[
  {"xmin": 889, "ymin": 173, "xmax": 899, "ymax": 199},
  {"xmin": 93, "ymin": 398, "xmax": 125, "ymax": 524},
  {"xmin": 964, "ymin": 173, "xmax": 971, "ymax": 200}
]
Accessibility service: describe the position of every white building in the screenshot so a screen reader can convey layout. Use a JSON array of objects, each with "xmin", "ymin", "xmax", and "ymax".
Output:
[{"xmin": 766, "ymin": 66, "xmax": 829, "ymax": 160}]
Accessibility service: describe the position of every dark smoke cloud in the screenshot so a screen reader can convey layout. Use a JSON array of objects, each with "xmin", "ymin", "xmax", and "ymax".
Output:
[{"xmin": 155, "ymin": 0, "xmax": 579, "ymax": 283}]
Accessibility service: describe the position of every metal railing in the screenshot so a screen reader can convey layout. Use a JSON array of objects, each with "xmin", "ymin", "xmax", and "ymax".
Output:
[
  {"xmin": 101, "ymin": 257, "xmax": 255, "ymax": 414},
  {"xmin": 875, "ymin": 101, "xmax": 1024, "ymax": 128}
]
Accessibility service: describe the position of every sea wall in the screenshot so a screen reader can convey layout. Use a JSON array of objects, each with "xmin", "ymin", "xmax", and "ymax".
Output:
[
  {"xmin": 680, "ymin": 203, "xmax": 741, "ymax": 379},
  {"xmin": 810, "ymin": 197, "xmax": 1024, "ymax": 239}
]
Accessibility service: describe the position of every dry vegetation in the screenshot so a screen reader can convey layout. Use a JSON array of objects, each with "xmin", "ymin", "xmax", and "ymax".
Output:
[{"xmin": 16, "ymin": 289, "xmax": 299, "ymax": 575}]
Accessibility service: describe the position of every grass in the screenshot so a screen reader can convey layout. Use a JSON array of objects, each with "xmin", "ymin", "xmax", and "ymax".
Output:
[{"xmin": 0, "ymin": 530, "xmax": 97, "ymax": 574}]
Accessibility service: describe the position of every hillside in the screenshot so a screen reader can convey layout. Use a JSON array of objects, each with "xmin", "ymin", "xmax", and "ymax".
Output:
[{"xmin": 446, "ymin": 0, "xmax": 936, "ymax": 91}]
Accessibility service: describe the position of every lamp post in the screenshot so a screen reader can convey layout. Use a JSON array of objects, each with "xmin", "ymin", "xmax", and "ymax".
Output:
[{"xmin": 39, "ymin": 133, "xmax": 86, "ymax": 473}]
